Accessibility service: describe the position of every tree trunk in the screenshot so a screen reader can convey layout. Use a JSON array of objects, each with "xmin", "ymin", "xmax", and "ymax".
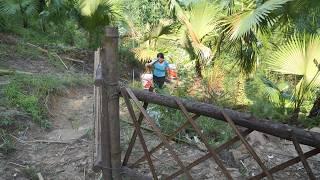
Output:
[
  {"xmin": 39, "ymin": 0, "xmax": 46, "ymax": 13},
  {"xmin": 23, "ymin": 17, "xmax": 28, "ymax": 28},
  {"xmin": 308, "ymin": 95, "xmax": 320, "ymax": 118},
  {"xmin": 195, "ymin": 59, "xmax": 202, "ymax": 78},
  {"xmin": 40, "ymin": 19, "xmax": 46, "ymax": 32},
  {"xmin": 128, "ymin": 89, "xmax": 320, "ymax": 149},
  {"xmin": 19, "ymin": 1, "xmax": 28, "ymax": 28},
  {"xmin": 211, "ymin": 33, "xmax": 225, "ymax": 64},
  {"xmin": 289, "ymin": 107, "xmax": 300, "ymax": 125}
]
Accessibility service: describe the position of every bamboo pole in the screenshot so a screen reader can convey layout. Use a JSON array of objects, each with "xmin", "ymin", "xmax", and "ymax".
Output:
[{"xmin": 102, "ymin": 27, "xmax": 121, "ymax": 180}]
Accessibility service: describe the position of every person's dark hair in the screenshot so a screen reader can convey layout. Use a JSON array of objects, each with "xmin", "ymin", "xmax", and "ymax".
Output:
[{"xmin": 157, "ymin": 52, "xmax": 164, "ymax": 59}]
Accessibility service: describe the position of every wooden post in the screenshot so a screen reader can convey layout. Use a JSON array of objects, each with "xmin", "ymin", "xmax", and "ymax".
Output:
[
  {"xmin": 93, "ymin": 49, "xmax": 106, "ymax": 173},
  {"xmin": 98, "ymin": 48, "xmax": 113, "ymax": 178},
  {"xmin": 102, "ymin": 27, "xmax": 121, "ymax": 180}
]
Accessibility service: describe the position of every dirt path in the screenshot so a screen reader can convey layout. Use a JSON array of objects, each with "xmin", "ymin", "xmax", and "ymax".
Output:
[{"xmin": 0, "ymin": 88, "xmax": 97, "ymax": 180}]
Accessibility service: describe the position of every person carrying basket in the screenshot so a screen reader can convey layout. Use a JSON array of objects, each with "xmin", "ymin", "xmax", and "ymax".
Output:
[{"xmin": 145, "ymin": 53, "xmax": 169, "ymax": 89}]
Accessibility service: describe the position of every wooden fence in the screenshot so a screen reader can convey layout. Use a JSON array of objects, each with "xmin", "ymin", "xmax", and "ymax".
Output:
[{"xmin": 92, "ymin": 27, "xmax": 320, "ymax": 180}]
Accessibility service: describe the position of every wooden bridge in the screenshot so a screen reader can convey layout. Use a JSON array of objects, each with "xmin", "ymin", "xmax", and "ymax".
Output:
[{"xmin": 92, "ymin": 27, "xmax": 320, "ymax": 180}]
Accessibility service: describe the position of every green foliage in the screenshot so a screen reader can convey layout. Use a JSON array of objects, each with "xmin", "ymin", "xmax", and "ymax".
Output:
[
  {"xmin": 282, "ymin": 0, "xmax": 320, "ymax": 34},
  {"xmin": 176, "ymin": 0, "xmax": 222, "ymax": 76},
  {"xmin": 267, "ymin": 35, "xmax": 320, "ymax": 86},
  {"xmin": 260, "ymin": 77, "xmax": 291, "ymax": 110},
  {"xmin": 123, "ymin": 0, "xmax": 168, "ymax": 27},
  {"xmin": 0, "ymin": 130, "xmax": 16, "ymax": 154},
  {"xmin": 4, "ymin": 73, "xmax": 92, "ymax": 127},
  {"xmin": 299, "ymin": 115, "xmax": 320, "ymax": 128},
  {"xmin": 148, "ymin": 104, "xmax": 233, "ymax": 147},
  {"xmin": 0, "ymin": 15, "xmax": 5, "ymax": 30},
  {"xmin": 197, "ymin": 117, "xmax": 234, "ymax": 147},
  {"xmin": 223, "ymin": 0, "xmax": 292, "ymax": 40},
  {"xmin": 267, "ymin": 34, "xmax": 320, "ymax": 121},
  {"xmin": 0, "ymin": 0, "xmax": 40, "ymax": 27},
  {"xmin": 21, "ymin": 166, "xmax": 38, "ymax": 180},
  {"xmin": 76, "ymin": 0, "xmax": 123, "ymax": 48},
  {"xmin": 0, "ymin": 117, "xmax": 15, "ymax": 128},
  {"xmin": 245, "ymin": 74, "xmax": 292, "ymax": 121}
]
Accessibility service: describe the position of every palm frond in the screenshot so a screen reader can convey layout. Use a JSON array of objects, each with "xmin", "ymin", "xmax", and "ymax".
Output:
[
  {"xmin": 267, "ymin": 35, "xmax": 320, "ymax": 87},
  {"xmin": 149, "ymin": 19, "xmax": 175, "ymax": 40},
  {"xmin": 0, "ymin": 0, "xmax": 20, "ymax": 15},
  {"xmin": 131, "ymin": 47, "xmax": 157, "ymax": 63},
  {"xmin": 23, "ymin": 0, "xmax": 40, "ymax": 16},
  {"xmin": 264, "ymin": 86, "xmax": 280, "ymax": 104},
  {"xmin": 0, "ymin": 0, "xmax": 39, "ymax": 16},
  {"xmin": 260, "ymin": 77, "xmax": 291, "ymax": 105},
  {"xmin": 180, "ymin": 31, "xmax": 196, "ymax": 60},
  {"xmin": 223, "ymin": 0, "xmax": 292, "ymax": 40},
  {"xmin": 176, "ymin": 1, "xmax": 221, "ymax": 62},
  {"xmin": 189, "ymin": 1, "xmax": 221, "ymax": 40},
  {"xmin": 40, "ymin": 0, "xmax": 68, "ymax": 25},
  {"xmin": 78, "ymin": 0, "xmax": 122, "ymax": 32}
]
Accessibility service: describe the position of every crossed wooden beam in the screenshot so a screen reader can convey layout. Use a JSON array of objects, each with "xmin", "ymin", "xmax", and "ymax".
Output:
[{"xmin": 120, "ymin": 87, "xmax": 319, "ymax": 180}]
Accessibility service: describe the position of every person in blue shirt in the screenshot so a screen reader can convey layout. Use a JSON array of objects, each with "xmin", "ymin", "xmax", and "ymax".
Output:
[{"xmin": 145, "ymin": 53, "xmax": 169, "ymax": 89}]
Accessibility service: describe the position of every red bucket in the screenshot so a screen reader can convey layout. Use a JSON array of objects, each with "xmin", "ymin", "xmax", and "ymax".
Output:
[
  {"xmin": 168, "ymin": 64, "xmax": 177, "ymax": 80},
  {"xmin": 141, "ymin": 73, "xmax": 153, "ymax": 90}
]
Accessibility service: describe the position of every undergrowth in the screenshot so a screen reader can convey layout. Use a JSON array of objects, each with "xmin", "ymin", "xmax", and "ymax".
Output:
[
  {"xmin": 148, "ymin": 104, "xmax": 233, "ymax": 147},
  {"xmin": 0, "ymin": 130, "xmax": 16, "ymax": 154},
  {"xmin": 4, "ymin": 73, "xmax": 92, "ymax": 128}
]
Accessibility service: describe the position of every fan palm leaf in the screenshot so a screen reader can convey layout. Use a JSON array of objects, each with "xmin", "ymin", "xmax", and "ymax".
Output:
[
  {"xmin": 74, "ymin": 0, "xmax": 122, "ymax": 48},
  {"xmin": 267, "ymin": 35, "xmax": 320, "ymax": 87},
  {"xmin": 176, "ymin": 0, "xmax": 221, "ymax": 61},
  {"xmin": 131, "ymin": 47, "xmax": 157, "ymax": 63},
  {"xmin": 78, "ymin": 0, "xmax": 122, "ymax": 27},
  {"xmin": 223, "ymin": 0, "xmax": 292, "ymax": 40},
  {"xmin": 189, "ymin": 1, "xmax": 220, "ymax": 42}
]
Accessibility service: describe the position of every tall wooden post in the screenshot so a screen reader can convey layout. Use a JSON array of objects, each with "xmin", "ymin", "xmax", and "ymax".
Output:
[{"xmin": 101, "ymin": 27, "xmax": 121, "ymax": 179}]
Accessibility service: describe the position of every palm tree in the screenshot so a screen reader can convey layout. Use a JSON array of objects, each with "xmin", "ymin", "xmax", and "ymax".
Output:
[
  {"xmin": 130, "ymin": 18, "xmax": 177, "ymax": 62},
  {"xmin": 38, "ymin": 0, "xmax": 71, "ymax": 32},
  {"xmin": 0, "ymin": 0, "xmax": 39, "ymax": 28},
  {"xmin": 74, "ymin": 0, "xmax": 123, "ymax": 48},
  {"xmin": 174, "ymin": 0, "xmax": 221, "ymax": 77},
  {"xmin": 222, "ymin": 0, "xmax": 292, "ymax": 74},
  {"xmin": 267, "ymin": 35, "xmax": 320, "ymax": 123},
  {"xmin": 278, "ymin": 0, "xmax": 320, "ymax": 34}
]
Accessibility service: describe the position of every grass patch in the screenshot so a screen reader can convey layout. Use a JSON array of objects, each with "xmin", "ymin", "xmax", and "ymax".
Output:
[
  {"xmin": 4, "ymin": 73, "xmax": 92, "ymax": 128},
  {"xmin": 21, "ymin": 166, "xmax": 38, "ymax": 180},
  {"xmin": 0, "ymin": 130, "xmax": 16, "ymax": 154}
]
